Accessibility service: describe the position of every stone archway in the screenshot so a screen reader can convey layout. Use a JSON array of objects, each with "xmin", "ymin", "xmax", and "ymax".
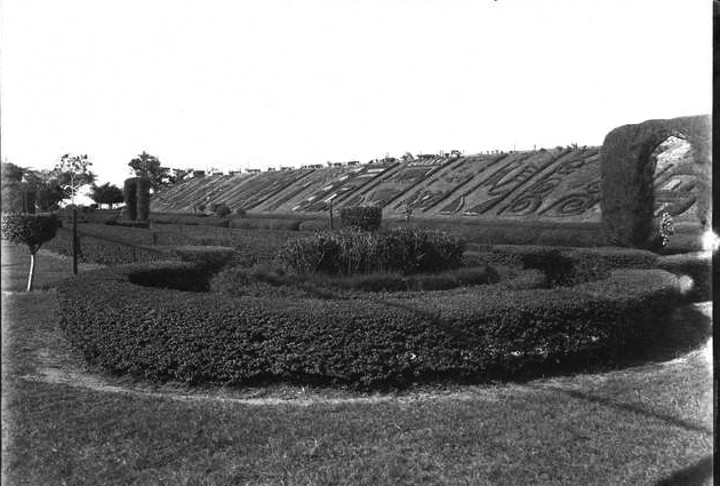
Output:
[{"xmin": 600, "ymin": 115, "xmax": 711, "ymax": 249}]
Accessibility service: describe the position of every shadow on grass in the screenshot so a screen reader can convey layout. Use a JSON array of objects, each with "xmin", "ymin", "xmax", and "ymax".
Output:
[
  {"xmin": 537, "ymin": 385, "xmax": 712, "ymax": 435},
  {"xmin": 653, "ymin": 455, "xmax": 714, "ymax": 486}
]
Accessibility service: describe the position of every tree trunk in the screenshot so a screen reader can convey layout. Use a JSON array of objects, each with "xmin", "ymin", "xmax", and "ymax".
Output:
[{"xmin": 26, "ymin": 252, "xmax": 36, "ymax": 292}]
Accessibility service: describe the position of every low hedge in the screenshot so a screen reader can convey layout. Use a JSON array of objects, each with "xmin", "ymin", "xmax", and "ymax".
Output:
[
  {"xmin": 656, "ymin": 252, "xmax": 712, "ymax": 302},
  {"xmin": 57, "ymin": 262, "xmax": 681, "ymax": 389},
  {"xmin": 211, "ymin": 264, "xmax": 500, "ymax": 296},
  {"xmin": 466, "ymin": 245, "xmax": 658, "ymax": 287},
  {"xmin": 228, "ymin": 218, "xmax": 302, "ymax": 232}
]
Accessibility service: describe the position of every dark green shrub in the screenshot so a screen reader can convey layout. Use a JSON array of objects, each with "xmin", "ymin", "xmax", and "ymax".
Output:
[
  {"xmin": 1, "ymin": 213, "xmax": 59, "ymax": 291},
  {"xmin": 339, "ymin": 206, "xmax": 382, "ymax": 231},
  {"xmin": 212, "ymin": 264, "xmax": 499, "ymax": 295},
  {"xmin": 129, "ymin": 262, "xmax": 211, "ymax": 292},
  {"xmin": 56, "ymin": 264, "xmax": 682, "ymax": 389},
  {"xmin": 36, "ymin": 187, "xmax": 52, "ymax": 211},
  {"xmin": 215, "ymin": 204, "xmax": 231, "ymax": 217},
  {"xmin": 123, "ymin": 178, "xmax": 138, "ymax": 221},
  {"xmin": 520, "ymin": 249, "xmax": 578, "ymax": 287},
  {"xmin": 277, "ymin": 228, "xmax": 466, "ymax": 276},
  {"xmin": 174, "ymin": 246, "xmax": 236, "ymax": 275},
  {"xmin": 136, "ymin": 177, "xmax": 151, "ymax": 221},
  {"xmin": 476, "ymin": 245, "xmax": 658, "ymax": 287},
  {"xmin": 207, "ymin": 202, "xmax": 219, "ymax": 213},
  {"xmin": 235, "ymin": 207, "xmax": 247, "ymax": 217},
  {"xmin": 656, "ymin": 253, "xmax": 712, "ymax": 302}
]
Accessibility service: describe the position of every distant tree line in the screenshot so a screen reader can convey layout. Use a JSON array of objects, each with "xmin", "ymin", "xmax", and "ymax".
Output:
[{"xmin": 2, "ymin": 150, "xmax": 194, "ymax": 213}]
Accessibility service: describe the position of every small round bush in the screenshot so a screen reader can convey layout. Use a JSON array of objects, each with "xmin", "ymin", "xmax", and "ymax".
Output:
[{"xmin": 215, "ymin": 204, "xmax": 231, "ymax": 217}]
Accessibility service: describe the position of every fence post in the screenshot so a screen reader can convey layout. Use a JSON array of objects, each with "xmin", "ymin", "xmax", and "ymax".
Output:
[{"xmin": 72, "ymin": 208, "xmax": 78, "ymax": 275}]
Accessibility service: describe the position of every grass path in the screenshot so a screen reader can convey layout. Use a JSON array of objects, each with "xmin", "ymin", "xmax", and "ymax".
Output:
[{"xmin": 1, "ymin": 242, "xmax": 714, "ymax": 485}]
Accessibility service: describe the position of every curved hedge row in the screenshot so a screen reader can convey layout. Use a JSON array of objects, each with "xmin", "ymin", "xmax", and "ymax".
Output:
[{"xmin": 57, "ymin": 262, "xmax": 682, "ymax": 389}]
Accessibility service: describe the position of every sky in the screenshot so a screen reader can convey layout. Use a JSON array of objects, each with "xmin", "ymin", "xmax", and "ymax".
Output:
[{"xmin": 1, "ymin": 0, "xmax": 712, "ymax": 188}]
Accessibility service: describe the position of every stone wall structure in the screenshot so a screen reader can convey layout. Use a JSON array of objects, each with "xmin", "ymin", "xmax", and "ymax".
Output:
[{"xmin": 600, "ymin": 115, "xmax": 711, "ymax": 249}]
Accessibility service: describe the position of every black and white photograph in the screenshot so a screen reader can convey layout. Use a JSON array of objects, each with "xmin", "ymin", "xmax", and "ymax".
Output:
[{"xmin": 1, "ymin": 0, "xmax": 715, "ymax": 484}]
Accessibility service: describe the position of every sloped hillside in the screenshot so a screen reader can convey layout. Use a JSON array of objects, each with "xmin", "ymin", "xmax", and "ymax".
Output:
[{"xmin": 151, "ymin": 141, "xmax": 698, "ymax": 224}]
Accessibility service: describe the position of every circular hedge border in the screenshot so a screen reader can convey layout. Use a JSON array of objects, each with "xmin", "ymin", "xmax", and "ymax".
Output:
[{"xmin": 57, "ymin": 262, "xmax": 682, "ymax": 389}]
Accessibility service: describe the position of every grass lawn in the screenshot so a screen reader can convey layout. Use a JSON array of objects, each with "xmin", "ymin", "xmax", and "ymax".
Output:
[{"xmin": 1, "ymin": 241, "xmax": 714, "ymax": 485}]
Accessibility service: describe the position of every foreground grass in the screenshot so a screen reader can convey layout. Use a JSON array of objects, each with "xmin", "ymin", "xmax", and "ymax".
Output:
[{"xmin": 1, "ymin": 243, "xmax": 713, "ymax": 485}]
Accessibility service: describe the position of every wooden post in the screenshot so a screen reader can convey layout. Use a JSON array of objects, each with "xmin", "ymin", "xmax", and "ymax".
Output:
[
  {"xmin": 72, "ymin": 207, "xmax": 78, "ymax": 275},
  {"xmin": 328, "ymin": 199, "xmax": 334, "ymax": 230}
]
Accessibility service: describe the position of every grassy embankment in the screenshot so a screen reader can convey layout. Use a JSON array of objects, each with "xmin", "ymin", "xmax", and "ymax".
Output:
[{"xmin": 1, "ymin": 241, "xmax": 713, "ymax": 485}]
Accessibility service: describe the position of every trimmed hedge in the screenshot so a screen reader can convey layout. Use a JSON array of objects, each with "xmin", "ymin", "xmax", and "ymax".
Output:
[
  {"xmin": 466, "ymin": 245, "xmax": 658, "ymax": 287},
  {"xmin": 211, "ymin": 264, "xmax": 500, "ymax": 296},
  {"xmin": 57, "ymin": 262, "xmax": 681, "ymax": 389},
  {"xmin": 656, "ymin": 252, "xmax": 712, "ymax": 302}
]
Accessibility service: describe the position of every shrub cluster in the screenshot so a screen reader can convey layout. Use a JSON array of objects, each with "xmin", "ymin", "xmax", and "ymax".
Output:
[
  {"xmin": 57, "ymin": 263, "xmax": 681, "ymax": 389},
  {"xmin": 278, "ymin": 228, "xmax": 466, "ymax": 276},
  {"xmin": 339, "ymin": 206, "xmax": 382, "ymax": 231}
]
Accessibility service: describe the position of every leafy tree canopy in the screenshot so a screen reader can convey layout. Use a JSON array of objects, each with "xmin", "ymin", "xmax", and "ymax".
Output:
[
  {"xmin": 88, "ymin": 182, "xmax": 125, "ymax": 208},
  {"xmin": 128, "ymin": 151, "xmax": 169, "ymax": 188},
  {"xmin": 53, "ymin": 154, "xmax": 96, "ymax": 204}
]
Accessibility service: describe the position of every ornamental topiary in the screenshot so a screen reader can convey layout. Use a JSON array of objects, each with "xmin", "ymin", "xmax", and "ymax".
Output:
[
  {"xmin": 339, "ymin": 206, "xmax": 382, "ymax": 231},
  {"xmin": 1, "ymin": 213, "xmax": 59, "ymax": 291},
  {"xmin": 136, "ymin": 177, "xmax": 152, "ymax": 221},
  {"xmin": 123, "ymin": 178, "xmax": 138, "ymax": 221}
]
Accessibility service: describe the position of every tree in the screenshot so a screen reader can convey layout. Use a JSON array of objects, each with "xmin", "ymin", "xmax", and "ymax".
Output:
[
  {"xmin": 166, "ymin": 167, "xmax": 192, "ymax": 184},
  {"xmin": 1, "ymin": 161, "xmax": 25, "ymax": 182},
  {"xmin": 1, "ymin": 213, "xmax": 59, "ymax": 291},
  {"xmin": 128, "ymin": 151, "xmax": 169, "ymax": 189},
  {"xmin": 54, "ymin": 154, "xmax": 96, "ymax": 205},
  {"xmin": 87, "ymin": 182, "xmax": 125, "ymax": 209}
]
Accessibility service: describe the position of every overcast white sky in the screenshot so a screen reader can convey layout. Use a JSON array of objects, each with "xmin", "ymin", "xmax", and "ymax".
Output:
[{"xmin": 1, "ymin": 0, "xmax": 712, "ymax": 186}]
